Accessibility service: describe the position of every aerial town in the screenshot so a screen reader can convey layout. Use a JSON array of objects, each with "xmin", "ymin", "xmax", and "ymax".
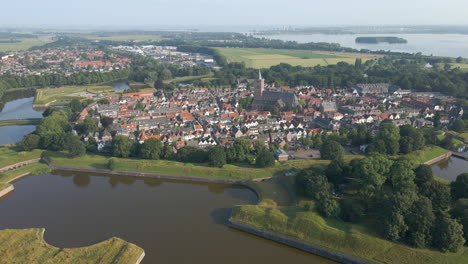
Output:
[{"xmin": 79, "ymin": 70, "xmax": 464, "ymax": 157}]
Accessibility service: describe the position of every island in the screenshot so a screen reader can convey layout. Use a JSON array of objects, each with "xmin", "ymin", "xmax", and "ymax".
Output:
[{"xmin": 355, "ymin": 36, "xmax": 408, "ymax": 44}]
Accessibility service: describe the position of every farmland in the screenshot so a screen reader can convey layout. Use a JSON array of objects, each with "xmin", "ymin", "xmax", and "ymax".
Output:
[
  {"xmin": 216, "ymin": 48, "xmax": 382, "ymax": 68},
  {"xmin": 0, "ymin": 38, "xmax": 47, "ymax": 52}
]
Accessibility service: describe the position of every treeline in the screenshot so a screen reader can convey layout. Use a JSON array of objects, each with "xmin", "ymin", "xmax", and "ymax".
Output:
[
  {"xmin": 206, "ymin": 56, "xmax": 468, "ymax": 97},
  {"xmin": 0, "ymin": 69, "xmax": 130, "ymax": 90},
  {"xmin": 296, "ymin": 151, "xmax": 467, "ymax": 253},
  {"xmin": 109, "ymin": 136, "xmax": 275, "ymax": 169}
]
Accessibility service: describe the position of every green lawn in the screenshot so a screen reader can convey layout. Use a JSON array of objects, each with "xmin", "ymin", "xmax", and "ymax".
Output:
[
  {"xmin": 0, "ymin": 38, "xmax": 47, "ymax": 52},
  {"xmin": 0, "ymin": 229, "xmax": 144, "ymax": 264},
  {"xmin": 0, "ymin": 147, "xmax": 44, "ymax": 169},
  {"xmin": 34, "ymin": 85, "xmax": 116, "ymax": 105},
  {"xmin": 216, "ymin": 48, "xmax": 382, "ymax": 68},
  {"xmin": 402, "ymin": 145, "xmax": 449, "ymax": 166},
  {"xmin": 46, "ymin": 152, "xmax": 361, "ymax": 180}
]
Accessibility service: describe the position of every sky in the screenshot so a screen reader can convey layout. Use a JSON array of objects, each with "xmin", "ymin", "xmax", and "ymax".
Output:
[{"xmin": 2, "ymin": 0, "xmax": 468, "ymax": 29}]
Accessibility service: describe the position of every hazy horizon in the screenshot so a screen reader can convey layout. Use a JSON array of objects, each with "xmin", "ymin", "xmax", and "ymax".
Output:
[{"xmin": 1, "ymin": 0, "xmax": 468, "ymax": 29}]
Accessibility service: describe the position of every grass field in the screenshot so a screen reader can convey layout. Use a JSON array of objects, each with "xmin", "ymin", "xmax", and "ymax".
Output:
[
  {"xmin": 0, "ymin": 38, "xmax": 46, "ymax": 52},
  {"xmin": 0, "ymin": 146, "xmax": 44, "ymax": 169},
  {"xmin": 34, "ymin": 85, "xmax": 116, "ymax": 105},
  {"xmin": 85, "ymin": 34, "xmax": 164, "ymax": 42},
  {"xmin": 216, "ymin": 48, "xmax": 382, "ymax": 68},
  {"xmin": 46, "ymin": 152, "xmax": 361, "ymax": 180},
  {"xmin": 0, "ymin": 228, "xmax": 143, "ymax": 264},
  {"xmin": 164, "ymin": 73, "xmax": 214, "ymax": 84}
]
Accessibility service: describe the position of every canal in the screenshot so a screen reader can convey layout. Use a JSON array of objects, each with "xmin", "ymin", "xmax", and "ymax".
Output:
[
  {"xmin": 0, "ymin": 171, "xmax": 332, "ymax": 264},
  {"xmin": 0, "ymin": 97, "xmax": 43, "ymax": 145},
  {"xmin": 431, "ymin": 156, "xmax": 468, "ymax": 182}
]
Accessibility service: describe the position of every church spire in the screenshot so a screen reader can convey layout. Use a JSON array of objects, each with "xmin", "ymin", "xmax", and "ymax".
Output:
[{"xmin": 258, "ymin": 69, "xmax": 262, "ymax": 80}]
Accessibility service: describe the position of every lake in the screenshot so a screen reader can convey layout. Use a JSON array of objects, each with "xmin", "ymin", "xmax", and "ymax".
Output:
[
  {"xmin": 431, "ymin": 157, "xmax": 468, "ymax": 182},
  {"xmin": 262, "ymin": 33, "xmax": 468, "ymax": 58},
  {"xmin": 0, "ymin": 171, "xmax": 331, "ymax": 264}
]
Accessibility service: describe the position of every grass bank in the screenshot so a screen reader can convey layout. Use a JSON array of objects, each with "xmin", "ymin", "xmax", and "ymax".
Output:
[
  {"xmin": 46, "ymin": 152, "xmax": 362, "ymax": 180},
  {"xmin": 402, "ymin": 145, "xmax": 449, "ymax": 165},
  {"xmin": 0, "ymin": 146, "xmax": 44, "ymax": 169},
  {"xmin": 0, "ymin": 228, "xmax": 143, "ymax": 264},
  {"xmin": 230, "ymin": 202, "xmax": 468, "ymax": 264},
  {"xmin": 216, "ymin": 48, "xmax": 382, "ymax": 68},
  {"xmin": 0, "ymin": 118, "xmax": 41, "ymax": 127}
]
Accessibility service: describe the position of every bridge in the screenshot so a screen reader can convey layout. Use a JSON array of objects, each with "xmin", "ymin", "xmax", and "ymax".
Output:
[{"xmin": 452, "ymin": 152, "xmax": 468, "ymax": 160}]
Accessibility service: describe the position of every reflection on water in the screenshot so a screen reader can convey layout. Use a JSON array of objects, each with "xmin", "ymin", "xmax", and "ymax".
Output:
[
  {"xmin": 431, "ymin": 157, "xmax": 468, "ymax": 182},
  {"xmin": 112, "ymin": 81, "xmax": 130, "ymax": 92},
  {"xmin": 0, "ymin": 171, "xmax": 331, "ymax": 264}
]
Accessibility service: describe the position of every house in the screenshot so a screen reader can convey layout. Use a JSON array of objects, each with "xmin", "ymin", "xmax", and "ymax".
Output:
[{"xmin": 274, "ymin": 149, "xmax": 289, "ymax": 161}]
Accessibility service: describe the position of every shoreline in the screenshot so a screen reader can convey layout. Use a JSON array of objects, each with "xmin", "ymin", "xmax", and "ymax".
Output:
[{"xmin": 227, "ymin": 220, "xmax": 371, "ymax": 264}]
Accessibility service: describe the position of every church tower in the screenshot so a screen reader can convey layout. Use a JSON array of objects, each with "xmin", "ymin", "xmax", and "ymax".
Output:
[{"xmin": 254, "ymin": 69, "xmax": 264, "ymax": 98}]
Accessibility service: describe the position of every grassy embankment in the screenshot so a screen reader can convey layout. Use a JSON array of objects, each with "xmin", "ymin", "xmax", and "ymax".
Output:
[
  {"xmin": 0, "ymin": 39, "xmax": 46, "ymax": 52},
  {"xmin": 0, "ymin": 146, "xmax": 46, "ymax": 192},
  {"xmin": 0, "ymin": 228, "xmax": 144, "ymax": 264},
  {"xmin": 402, "ymin": 145, "xmax": 450, "ymax": 165},
  {"xmin": 0, "ymin": 118, "xmax": 41, "ymax": 127},
  {"xmin": 230, "ymin": 145, "xmax": 466, "ymax": 264},
  {"xmin": 34, "ymin": 85, "xmax": 117, "ymax": 106},
  {"xmin": 216, "ymin": 48, "xmax": 382, "ymax": 68},
  {"xmin": 46, "ymin": 151, "xmax": 360, "ymax": 180}
]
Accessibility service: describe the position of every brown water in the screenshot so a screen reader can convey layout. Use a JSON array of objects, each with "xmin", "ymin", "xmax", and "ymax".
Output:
[
  {"xmin": 431, "ymin": 157, "xmax": 468, "ymax": 182},
  {"xmin": 0, "ymin": 171, "xmax": 332, "ymax": 264}
]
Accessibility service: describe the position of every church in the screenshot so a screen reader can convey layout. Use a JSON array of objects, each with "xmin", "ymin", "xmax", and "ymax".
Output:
[{"xmin": 251, "ymin": 70, "xmax": 298, "ymax": 110}]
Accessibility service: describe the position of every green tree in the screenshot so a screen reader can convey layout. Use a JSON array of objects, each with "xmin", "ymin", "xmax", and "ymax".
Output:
[
  {"xmin": 389, "ymin": 159, "xmax": 415, "ymax": 191},
  {"xmin": 66, "ymin": 134, "xmax": 86, "ymax": 158},
  {"xmin": 86, "ymin": 137, "xmax": 97, "ymax": 153},
  {"xmin": 325, "ymin": 157, "xmax": 349, "ymax": 185},
  {"xmin": 414, "ymin": 164, "xmax": 433, "ymax": 187},
  {"xmin": 255, "ymin": 150, "xmax": 275, "ymax": 168},
  {"xmin": 208, "ymin": 145, "xmax": 227, "ymax": 168},
  {"xmin": 376, "ymin": 121, "xmax": 400, "ymax": 155},
  {"xmin": 69, "ymin": 98, "xmax": 83, "ymax": 113},
  {"xmin": 452, "ymin": 173, "xmax": 468, "ymax": 199},
  {"xmin": 452, "ymin": 119, "xmax": 466, "ymax": 133},
  {"xmin": 320, "ymin": 140, "xmax": 344, "ymax": 160},
  {"xmin": 20, "ymin": 134, "xmax": 40, "ymax": 151},
  {"xmin": 317, "ymin": 196, "xmax": 341, "ymax": 218},
  {"xmin": 162, "ymin": 145, "xmax": 174, "ymax": 160},
  {"xmin": 433, "ymin": 213, "xmax": 466, "ymax": 253},
  {"xmin": 353, "ymin": 154, "xmax": 393, "ymax": 193},
  {"xmin": 139, "ymin": 138, "xmax": 163, "ymax": 160},
  {"xmin": 111, "ymin": 135, "xmax": 134, "ymax": 158},
  {"xmin": 296, "ymin": 170, "xmax": 331, "ymax": 200},
  {"xmin": 100, "ymin": 116, "xmax": 114, "ymax": 128},
  {"xmin": 456, "ymin": 56, "xmax": 463, "ymax": 63},
  {"xmin": 405, "ymin": 196, "xmax": 435, "ymax": 248}
]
